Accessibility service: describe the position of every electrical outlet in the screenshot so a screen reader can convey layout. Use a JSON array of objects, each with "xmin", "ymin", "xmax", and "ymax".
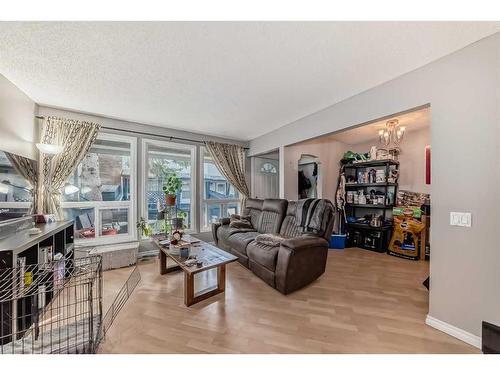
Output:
[{"xmin": 450, "ymin": 212, "xmax": 472, "ymax": 227}]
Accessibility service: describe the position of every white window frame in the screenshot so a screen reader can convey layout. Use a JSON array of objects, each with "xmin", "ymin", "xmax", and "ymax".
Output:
[
  {"xmin": 0, "ymin": 201, "xmax": 31, "ymax": 209},
  {"xmin": 61, "ymin": 132, "xmax": 137, "ymax": 246},
  {"xmin": 199, "ymin": 147, "xmax": 240, "ymax": 232},
  {"xmin": 141, "ymin": 139, "xmax": 197, "ymax": 233}
]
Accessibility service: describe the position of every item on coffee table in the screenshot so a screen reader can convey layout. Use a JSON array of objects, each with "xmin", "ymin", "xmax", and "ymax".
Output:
[{"xmin": 170, "ymin": 229, "xmax": 183, "ymax": 245}]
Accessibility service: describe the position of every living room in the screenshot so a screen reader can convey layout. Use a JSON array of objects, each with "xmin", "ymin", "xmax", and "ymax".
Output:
[{"xmin": 1, "ymin": 3, "xmax": 499, "ymax": 373}]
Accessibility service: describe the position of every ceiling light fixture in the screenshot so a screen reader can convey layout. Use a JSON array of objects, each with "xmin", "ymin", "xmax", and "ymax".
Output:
[
  {"xmin": 378, "ymin": 119, "xmax": 405, "ymax": 148},
  {"xmin": 36, "ymin": 143, "xmax": 64, "ymax": 155}
]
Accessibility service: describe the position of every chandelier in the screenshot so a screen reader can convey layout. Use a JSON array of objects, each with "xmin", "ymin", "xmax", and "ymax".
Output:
[{"xmin": 378, "ymin": 119, "xmax": 406, "ymax": 148}]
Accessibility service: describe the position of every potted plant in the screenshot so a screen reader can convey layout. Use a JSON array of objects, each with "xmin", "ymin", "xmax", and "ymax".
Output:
[
  {"xmin": 162, "ymin": 173, "xmax": 182, "ymax": 206},
  {"xmin": 136, "ymin": 217, "xmax": 152, "ymax": 239},
  {"xmin": 172, "ymin": 210, "xmax": 187, "ymax": 230}
]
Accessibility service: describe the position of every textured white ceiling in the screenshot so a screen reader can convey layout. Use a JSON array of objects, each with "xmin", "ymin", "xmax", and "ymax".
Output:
[{"xmin": 0, "ymin": 22, "xmax": 499, "ymax": 141}]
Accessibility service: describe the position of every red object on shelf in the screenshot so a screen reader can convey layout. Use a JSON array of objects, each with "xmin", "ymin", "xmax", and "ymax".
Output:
[
  {"xmin": 102, "ymin": 228, "xmax": 118, "ymax": 236},
  {"xmin": 425, "ymin": 145, "xmax": 431, "ymax": 185}
]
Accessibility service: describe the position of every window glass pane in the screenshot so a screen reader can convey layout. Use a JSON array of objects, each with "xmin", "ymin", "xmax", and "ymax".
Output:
[
  {"xmin": 146, "ymin": 144, "xmax": 192, "ymax": 229},
  {"xmin": 63, "ymin": 207, "xmax": 96, "ymax": 240},
  {"xmin": 63, "ymin": 139, "xmax": 131, "ymax": 202},
  {"xmin": 100, "ymin": 208, "xmax": 129, "ymax": 236},
  {"xmin": 202, "ymin": 149, "xmax": 239, "ymax": 200},
  {"xmin": 0, "ymin": 151, "xmax": 32, "ymax": 203},
  {"xmin": 201, "ymin": 202, "xmax": 240, "ymax": 231},
  {"xmin": 203, "ymin": 203, "xmax": 221, "ymax": 230}
]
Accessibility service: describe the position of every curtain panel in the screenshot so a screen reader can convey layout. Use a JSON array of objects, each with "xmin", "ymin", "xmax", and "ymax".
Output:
[
  {"xmin": 204, "ymin": 141, "xmax": 250, "ymax": 205},
  {"xmin": 37, "ymin": 116, "xmax": 101, "ymax": 219},
  {"xmin": 5, "ymin": 152, "xmax": 38, "ymax": 214}
]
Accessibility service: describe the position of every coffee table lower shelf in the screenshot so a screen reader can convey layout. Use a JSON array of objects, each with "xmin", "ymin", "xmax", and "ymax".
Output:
[{"xmin": 157, "ymin": 242, "xmax": 236, "ymax": 307}]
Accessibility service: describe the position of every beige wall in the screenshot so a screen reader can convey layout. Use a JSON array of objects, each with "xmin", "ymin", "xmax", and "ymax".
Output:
[
  {"xmin": 0, "ymin": 74, "xmax": 37, "ymax": 160},
  {"xmin": 283, "ymin": 138, "xmax": 347, "ymax": 202},
  {"xmin": 349, "ymin": 126, "xmax": 431, "ymax": 194},
  {"xmin": 250, "ymin": 32, "xmax": 500, "ymax": 344}
]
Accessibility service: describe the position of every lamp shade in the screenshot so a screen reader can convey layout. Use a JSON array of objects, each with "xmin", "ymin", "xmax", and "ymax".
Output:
[
  {"xmin": 36, "ymin": 143, "xmax": 64, "ymax": 155},
  {"xmin": 63, "ymin": 183, "xmax": 80, "ymax": 195}
]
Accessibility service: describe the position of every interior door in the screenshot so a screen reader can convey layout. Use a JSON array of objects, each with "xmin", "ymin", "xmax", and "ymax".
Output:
[{"xmin": 252, "ymin": 157, "xmax": 279, "ymax": 199}]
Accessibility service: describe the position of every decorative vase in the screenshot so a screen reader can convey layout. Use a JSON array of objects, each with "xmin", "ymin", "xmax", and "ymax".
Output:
[{"xmin": 165, "ymin": 194, "xmax": 176, "ymax": 206}]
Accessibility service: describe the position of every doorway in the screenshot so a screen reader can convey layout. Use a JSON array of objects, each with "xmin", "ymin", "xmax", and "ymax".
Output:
[{"xmin": 251, "ymin": 150, "xmax": 279, "ymax": 199}]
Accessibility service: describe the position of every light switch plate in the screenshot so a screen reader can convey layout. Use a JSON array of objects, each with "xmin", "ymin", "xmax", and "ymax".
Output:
[{"xmin": 450, "ymin": 212, "xmax": 472, "ymax": 227}]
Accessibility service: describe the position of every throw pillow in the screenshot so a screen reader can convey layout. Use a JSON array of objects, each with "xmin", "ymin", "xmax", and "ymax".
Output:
[
  {"xmin": 255, "ymin": 233, "xmax": 286, "ymax": 247},
  {"xmin": 229, "ymin": 214, "xmax": 253, "ymax": 229}
]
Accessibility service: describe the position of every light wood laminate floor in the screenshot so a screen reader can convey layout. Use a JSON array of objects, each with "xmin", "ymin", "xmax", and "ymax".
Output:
[{"xmin": 98, "ymin": 248, "xmax": 478, "ymax": 354}]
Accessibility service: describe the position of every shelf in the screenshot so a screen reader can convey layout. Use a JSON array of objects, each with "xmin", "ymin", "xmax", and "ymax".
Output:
[
  {"xmin": 347, "ymin": 222, "xmax": 392, "ymax": 231},
  {"xmin": 346, "ymin": 203, "xmax": 394, "ymax": 208},
  {"xmin": 343, "ymin": 159, "xmax": 399, "ymax": 168},
  {"xmin": 345, "ymin": 182, "xmax": 397, "ymax": 188}
]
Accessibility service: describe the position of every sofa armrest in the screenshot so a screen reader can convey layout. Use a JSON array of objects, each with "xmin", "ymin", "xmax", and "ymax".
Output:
[
  {"xmin": 280, "ymin": 235, "xmax": 329, "ymax": 252},
  {"xmin": 276, "ymin": 235, "xmax": 329, "ymax": 294},
  {"xmin": 211, "ymin": 222, "xmax": 222, "ymax": 245}
]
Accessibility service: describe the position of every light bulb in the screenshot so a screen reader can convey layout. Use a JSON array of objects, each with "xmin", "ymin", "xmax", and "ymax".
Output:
[{"xmin": 378, "ymin": 129, "xmax": 384, "ymax": 136}]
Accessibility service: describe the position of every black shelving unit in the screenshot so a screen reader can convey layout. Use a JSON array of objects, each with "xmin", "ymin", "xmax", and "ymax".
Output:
[{"xmin": 343, "ymin": 159, "xmax": 399, "ymax": 253}]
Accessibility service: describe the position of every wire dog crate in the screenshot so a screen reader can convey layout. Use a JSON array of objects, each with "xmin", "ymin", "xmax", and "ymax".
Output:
[{"xmin": 0, "ymin": 253, "xmax": 103, "ymax": 354}]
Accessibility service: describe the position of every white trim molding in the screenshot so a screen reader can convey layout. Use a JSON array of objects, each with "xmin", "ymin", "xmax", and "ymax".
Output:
[{"xmin": 426, "ymin": 315, "xmax": 481, "ymax": 349}]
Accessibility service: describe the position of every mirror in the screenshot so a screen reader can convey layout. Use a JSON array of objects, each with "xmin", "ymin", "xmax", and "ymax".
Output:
[
  {"xmin": 0, "ymin": 149, "xmax": 36, "ymax": 222},
  {"xmin": 298, "ymin": 154, "xmax": 320, "ymax": 199}
]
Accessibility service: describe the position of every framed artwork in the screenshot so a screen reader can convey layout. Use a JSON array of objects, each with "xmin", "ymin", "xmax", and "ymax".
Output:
[{"xmin": 425, "ymin": 145, "xmax": 431, "ymax": 185}]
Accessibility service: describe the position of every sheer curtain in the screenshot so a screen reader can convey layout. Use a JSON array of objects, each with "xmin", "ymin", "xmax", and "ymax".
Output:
[{"xmin": 37, "ymin": 116, "xmax": 101, "ymax": 218}]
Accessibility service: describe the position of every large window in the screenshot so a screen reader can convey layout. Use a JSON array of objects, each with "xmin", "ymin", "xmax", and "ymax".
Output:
[
  {"xmin": 0, "ymin": 151, "xmax": 32, "ymax": 216},
  {"xmin": 142, "ymin": 140, "xmax": 195, "ymax": 232},
  {"xmin": 61, "ymin": 134, "xmax": 136, "ymax": 245},
  {"xmin": 201, "ymin": 148, "xmax": 239, "ymax": 231}
]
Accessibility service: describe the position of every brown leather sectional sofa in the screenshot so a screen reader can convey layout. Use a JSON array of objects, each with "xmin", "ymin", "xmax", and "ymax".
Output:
[{"xmin": 212, "ymin": 198, "xmax": 334, "ymax": 294}]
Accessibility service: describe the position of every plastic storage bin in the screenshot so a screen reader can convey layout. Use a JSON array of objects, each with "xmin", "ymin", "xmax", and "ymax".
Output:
[{"xmin": 329, "ymin": 234, "xmax": 347, "ymax": 249}]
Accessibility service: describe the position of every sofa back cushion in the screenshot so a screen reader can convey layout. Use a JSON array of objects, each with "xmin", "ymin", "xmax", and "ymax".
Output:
[
  {"xmin": 242, "ymin": 198, "xmax": 264, "ymax": 229},
  {"xmin": 279, "ymin": 201, "xmax": 301, "ymax": 238},
  {"xmin": 257, "ymin": 199, "xmax": 288, "ymax": 234}
]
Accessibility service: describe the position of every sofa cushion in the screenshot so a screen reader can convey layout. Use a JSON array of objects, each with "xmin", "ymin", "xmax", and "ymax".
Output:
[
  {"xmin": 279, "ymin": 201, "xmax": 301, "ymax": 238},
  {"xmin": 217, "ymin": 225, "xmax": 255, "ymax": 244},
  {"xmin": 227, "ymin": 231, "xmax": 258, "ymax": 255},
  {"xmin": 246, "ymin": 241, "xmax": 280, "ymax": 272},
  {"xmin": 257, "ymin": 199, "xmax": 288, "ymax": 234},
  {"xmin": 242, "ymin": 198, "xmax": 264, "ymax": 229}
]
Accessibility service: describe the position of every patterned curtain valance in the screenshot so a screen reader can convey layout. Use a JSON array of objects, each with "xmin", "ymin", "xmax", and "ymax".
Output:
[
  {"xmin": 204, "ymin": 141, "xmax": 250, "ymax": 205},
  {"xmin": 37, "ymin": 116, "xmax": 101, "ymax": 218}
]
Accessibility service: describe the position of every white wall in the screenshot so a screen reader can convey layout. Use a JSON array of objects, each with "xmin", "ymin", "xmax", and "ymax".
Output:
[
  {"xmin": 0, "ymin": 74, "xmax": 37, "ymax": 159},
  {"xmin": 249, "ymin": 32, "xmax": 500, "ymax": 343},
  {"xmin": 349, "ymin": 127, "xmax": 431, "ymax": 194}
]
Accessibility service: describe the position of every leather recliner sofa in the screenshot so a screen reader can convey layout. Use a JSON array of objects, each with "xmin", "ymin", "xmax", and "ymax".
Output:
[{"xmin": 212, "ymin": 198, "xmax": 334, "ymax": 294}]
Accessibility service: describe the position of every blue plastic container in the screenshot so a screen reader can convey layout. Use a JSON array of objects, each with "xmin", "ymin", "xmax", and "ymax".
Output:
[{"xmin": 329, "ymin": 234, "xmax": 347, "ymax": 249}]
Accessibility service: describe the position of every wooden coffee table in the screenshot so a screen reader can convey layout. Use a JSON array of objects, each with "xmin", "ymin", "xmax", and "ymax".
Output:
[{"xmin": 153, "ymin": 236, "xmax": 237, "ymax": 306}]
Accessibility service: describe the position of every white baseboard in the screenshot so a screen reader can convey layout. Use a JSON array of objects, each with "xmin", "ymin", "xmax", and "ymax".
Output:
[{"xmin": 426, "ymin": 315, "xmax": 481, "ymax": 349}]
